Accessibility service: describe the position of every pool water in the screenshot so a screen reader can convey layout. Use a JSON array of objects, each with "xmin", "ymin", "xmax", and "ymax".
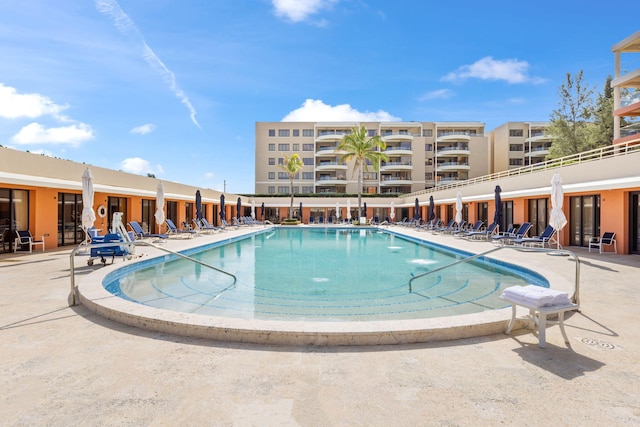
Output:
[{"xmin": 106, "ymin": 228, "xmax": 547, "ymax": 321}]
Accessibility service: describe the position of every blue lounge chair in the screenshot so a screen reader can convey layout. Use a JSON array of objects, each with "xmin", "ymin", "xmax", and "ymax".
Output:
[
  {"xmin": 13, "ymin": 230, "xmax": 45, "ymax": 253},
  {"xmin": 166, "ymin": 219, "xmax": 198, "ymax": 238},
  {"xmin": 454, "ymin": 220, "xmax": 483, "ymax": 237},
  {"xmin": 514, "ymin": 224, "xmax": 556, "ymax": 247},
  {"xmin": 588, "ymin": 232, "xmax": 617, "ymax": 253},
  {"xmin": 466, "ymin": 222, "xmax": 499, "ymax": 240},
  {"xmin": 128, "ymin": 220, "xmax": 168, "ymax": 240},
  {"xmin": 433, "ymin": 219, "xmax": 455, "ymax": 233},
  {"xmin": 491, "ymin": 222, "xmax": 532, "ymax": 245}
]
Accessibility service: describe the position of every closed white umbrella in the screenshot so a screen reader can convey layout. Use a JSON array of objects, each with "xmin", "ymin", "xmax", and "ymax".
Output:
[
  {"xmin": 251, "ymin": 199, "xmax": 256, "ymax": 219},
  {"xmin": 336, "ymin": 202, "xmax": 340, "ymax": 220},
  {"xmin": 390, "ymin": 201, "xmax": 395, "ymax": 221},
  {"xmin": 347, "ymin": 199, "xmax": 352, "ymax": 220},
  {"xmin": 549, "ymin": 172, "xmax": 567, "ymax": 249},
  {"xmin": 154, "ymin": 182, "xmax": 165, "ymax": 233},
  {"xmin": 81, "ymin": 168, "xmax": 96, "ymax": 233},
  {"xmin": 455, "ymin": 191, "xmax": 463, "ymax": 224}
]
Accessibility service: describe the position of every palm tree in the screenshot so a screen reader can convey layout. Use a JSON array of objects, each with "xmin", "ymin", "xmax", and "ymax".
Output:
[
  {"xmin": 337, "ymin": 125, "xmax": 389, "ymax": 218},
  {"xmin": 279, "ymin": 153, "xmax": 304, "ymax": 219}
]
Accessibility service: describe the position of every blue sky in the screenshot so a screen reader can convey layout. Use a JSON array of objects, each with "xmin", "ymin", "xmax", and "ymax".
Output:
[{"xmin": 1, "ymin": 1, "xmax": 639, "ymax": 194}]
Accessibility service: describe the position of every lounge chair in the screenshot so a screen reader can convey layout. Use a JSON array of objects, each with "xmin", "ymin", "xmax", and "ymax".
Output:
[
  {"xmin": 13, "ymin": 230, "xmax": 45, "ymax": 253},
  {"xmin": 588, "ymin": 232, "xmax": 617, "ymax": 253},
  {"xmin": 197, "ymin": 218, "xmax": 224, "ymax": 233},
  {"xmin": 128, "ymin": 220, "xmax": 168, "ymax": 240},
  {"xmin": 165, "ymin": 219, "xmax": 198, "ymax": 238},
  {"xmin": 433, "ymin": 219, "xmax": 455, "ymax": 233},
  {"xmin": 466, "ymin": 222, "xmax": 499, "ymax": 240},
  {"xmin": 454, "ymin": 220, "xmax": 483, "ymax": 237},
  {"xmin": 514, "ymin": 224, "xmax": 557, "ymax": 248},
  {"xmin": 491, "ymin": 222, "xmax": 532, "ymax": 245}
]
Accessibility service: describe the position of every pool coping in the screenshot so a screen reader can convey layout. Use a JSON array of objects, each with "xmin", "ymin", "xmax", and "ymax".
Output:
[{"xmin": 75, "ymin": 225, "xmax": 565, "ymax": 346}]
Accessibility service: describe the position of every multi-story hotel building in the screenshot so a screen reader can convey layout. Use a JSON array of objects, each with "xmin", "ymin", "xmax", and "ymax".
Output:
[
  {"xmin": 255, "ymin": 121, "xmax": 489, "ymax": 195},
  {"xmin": 612, "ymin": 29, "xmax": 640, "ymax": 145},
  {"xmin": 490, "ymin": 122, "xmax": 554, "ymax": 171}
]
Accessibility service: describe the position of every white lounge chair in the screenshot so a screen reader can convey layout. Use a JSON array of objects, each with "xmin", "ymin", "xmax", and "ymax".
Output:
[{"xmin": 14, "ymin": 230, "xmax": 45, "ymax": 253}]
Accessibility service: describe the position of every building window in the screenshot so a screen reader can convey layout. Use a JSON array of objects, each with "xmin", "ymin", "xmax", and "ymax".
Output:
[
  {"xmin": 302, "ymin": 157, "xmax": 313, "ymax": 166},
  {"xmin": 303, "ymin": 143, "xmax": 314, "ymax": 151},
  {"xmin": 268, "ymin": 157, "xmax": 275, "ymax": 165},
  {"xmin": 425, "ymin": 172, "xmax": 433, "ymax": 180},
  {"xmin": 302, "ymin": 172, "xmax": 314, "ymax": 179},
  {"xmin": 278, "ymin": 158, "xmax": 284, "ymax": 165},
  {"xmin": 509, "ymin": 158, "xmax": 523, "ymax": 166},
  {"xmin": 423, "ymin": 129, "xmax": 433, "ymax": 137},
  {"xmin": 278, "ymin": 172, "xmax": 289, "ymax": 179},
  {"xmin": 293, "ymin": 129, "xmax": 300, "ymax": 137},
  {"xmin": 278, "ymin": 129, "xmax": 290, "ymax": 137},
  {"xmin": 268, "ymin": 186, "xmax": 275, "ymax": 194},
  {"xmin": 363, "ymin": 172, "xmax": 377, "ymax": 180},
  {"xmin": 268, "ymin": 172, "xmax": 275, "ymax": 179},
  {"xmin": 509, "ymin": 144, "xmax": 523, "ymax": 151},
  {"xmin": 268, "ymin": 129, "xmax": 275, "ymax": 137},
  {"xmin": 367, "ymin": 129, "xmax": 376, "ymax": 137},
  {"xmin": 425, "ymin": 158, "xmax": 433, "ymax": 165},
  {"xmin": 303, "ymin": 129, "xmax": 314, "ymax": 137},
  {"xmin": 278, "ymin": 186, "xmax": 289, "ymax": 194},
  {"xmin": 292, "ymin": 143, "xmax": 299, "ymax": 151},
  {"xmin": 302, "ymin": 186, "xmax": 314, "ymax": 193},
  {"xmin": 278, "ymin": 143, "xmax": 290, "ymax": 151},
  {"xmin": 425, "ymin": 143, "xmax": 433, "ymax": 151},
  {"xmin": 268, "ymin": 143, "xmax": 275, "ymax": 151},
  {"xmin": 509, "ymin": 129, "xmax": 524, "ymax": 137}
]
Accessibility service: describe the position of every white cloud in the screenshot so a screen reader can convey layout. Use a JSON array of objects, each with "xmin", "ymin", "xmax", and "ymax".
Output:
[
  {"xmin": 282, "ymin": 99, "xmax": 400, "ymax": 122},
  {"xmin": 11, "ymin": 122, "xmax": 94, "ymax": 146},
  {"xmin": 130, "ymin": 123, "xmax": 156, "ymax": 135},
  {"xmin": 204, "ymin": 172, "xmax": 215, "ymax": 180},
  {"xmin": 96, "ymin": 0, "xmax": 201, "ymax": 129},
  {"xmin": 441, "ymin": 56, "xmax": 545, "ymax": 84},
  {"xmin": 0, "ymin": 83, "xmax": 68, "ymax": 119},
  {"xmin": 418, "ymin": 89, "xmax": 454, "ymax": 101},
  {"xmin": 120, "ymin": 157, "xmax": 164, "ymax": 176},
  {"xmin": 272, "ymin": 0, "xmax": 338, "ymax": 23}
]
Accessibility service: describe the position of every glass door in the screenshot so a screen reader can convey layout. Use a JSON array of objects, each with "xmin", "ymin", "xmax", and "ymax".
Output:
[
  {"xmin": 570, "ymin": 195, "xmax": 600, "ymax": 247},
  {"xmin": 630, "ymin": 192, "xmax": 640, "ymax": 254},
  {"xmin": 57, "ymin": 193, "xmax": 84, "ymax": 246}
]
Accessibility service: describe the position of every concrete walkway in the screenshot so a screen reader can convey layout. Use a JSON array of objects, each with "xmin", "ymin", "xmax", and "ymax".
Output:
[{"xmin": 1, "ymin": 227, "xmax": 639, "ymax": 426}]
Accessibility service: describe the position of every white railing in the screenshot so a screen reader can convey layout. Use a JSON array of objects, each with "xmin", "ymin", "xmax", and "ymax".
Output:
[{"xmin": 406, "ymin": 140, "xmax": 640, "ymax": 197}]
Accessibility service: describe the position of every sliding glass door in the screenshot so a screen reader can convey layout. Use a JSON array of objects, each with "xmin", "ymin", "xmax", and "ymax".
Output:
[{"xmin": 569, "ymin": 195, "xmax": 600, "ymax": 247}]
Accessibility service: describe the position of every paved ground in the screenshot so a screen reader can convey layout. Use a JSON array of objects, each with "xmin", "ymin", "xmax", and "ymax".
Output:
[{"xmin": 1, "ymin": 227, "xmax": 639, "ymax": 426}]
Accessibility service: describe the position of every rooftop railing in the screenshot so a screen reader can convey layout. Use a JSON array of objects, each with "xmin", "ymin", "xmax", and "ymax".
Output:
[{"xmin": 405, "ymin": 140, "xmax": 640, "ymax": 197}]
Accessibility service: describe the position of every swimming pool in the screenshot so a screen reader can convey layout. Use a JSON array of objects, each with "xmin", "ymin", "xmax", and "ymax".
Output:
[{"xmin": 103, "ymin": 227, "xmax": 547, "ymax": 322}]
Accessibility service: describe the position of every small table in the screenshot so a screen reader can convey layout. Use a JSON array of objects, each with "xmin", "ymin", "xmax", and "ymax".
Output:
[{"xmin": 502, "ymin": 297, "xmax": 579, "ymax": 348}]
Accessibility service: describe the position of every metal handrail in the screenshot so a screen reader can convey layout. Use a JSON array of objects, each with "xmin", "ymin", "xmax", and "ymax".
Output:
[
  {"xmin": 69, "ymin": 240, "xmax": 237, "ymax": 306},
  {"xmin": 408, "ymin": 246, "xmax": 580, "ymax": 305}
]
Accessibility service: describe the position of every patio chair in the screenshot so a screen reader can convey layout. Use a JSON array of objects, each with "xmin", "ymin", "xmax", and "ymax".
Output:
[
  {"xmin": 465, "ymin": 222, "xmax": 499, "ymax": 240},
  {"xmin": 454, "ymin": 220, "xmax": 483, "ymax": 237},
  {"xmin": 513, "ymin": 224, "xmax": 556, "ymax": 248},
  {"xmin": 166, "ymin": 219, "xmax": 198, "ymax": 238},
  {"xmin": 13, "ymin": 230, "xmax": 45, "ymax": 253},
  {"xmin": 128, "ymin": 220, "xmax": 168, "ymax": 240},
  {"xmin": 588, "ymin": 232, "xmax": 617, "ymax": 254},
  {"xmin": 491, "ymin": 222, "xmax": 532, "ymax": 245}
]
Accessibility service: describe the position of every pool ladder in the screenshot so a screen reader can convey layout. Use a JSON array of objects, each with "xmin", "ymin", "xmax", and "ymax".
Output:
[
  {"xmin": 408, "ymin": 246, "xmax": 581, "ymax": 305},
  {"xmin": 69, "ymin": 240, "xmax": 237, "ymax": 306}
]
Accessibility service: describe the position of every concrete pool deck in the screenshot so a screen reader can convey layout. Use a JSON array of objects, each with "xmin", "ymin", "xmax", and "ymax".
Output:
[{"xmin": 1, "ymin": 225, "xmax": 639, "ymax": 425}]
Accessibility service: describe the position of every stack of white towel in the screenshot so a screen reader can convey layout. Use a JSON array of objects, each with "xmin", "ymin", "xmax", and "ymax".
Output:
[{"xmin": 501, "ymin": 285, "xmax": 571, "ymax": 308}]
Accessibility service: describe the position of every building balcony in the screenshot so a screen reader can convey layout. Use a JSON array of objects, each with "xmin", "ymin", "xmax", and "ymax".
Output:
[
  {"xmin": 380, "ymin": 177, "xmax": 412, "ymax": 186},
  {"xmin": 382, "ymin": 145, "xmax": 412, "ymax": 156},
  {"xmin": 614, "ymin": 99, "xmax": 640, "ymax": 117},
  {"xmin": 380, "ymin": 162, "xmax": 413, "ymax": 172},
  {"xmin": 436, "ymin": 133, "xmax": 472, "ymax": 143},
  {"xmin": 315, "ymin": 177, "xmax": 347, "ymax": 185},
  {"xmin": 436, "ymin": 146, "xmax": 470, "ymax": 156},
  {"xmin": 315, "ymin": 162, "xmax": 348, "ymax": 171},
  {"xmin": 525, "ymin": 134, "xmax": 553, "ymax": 143},
  {"xmin": 315, "ymin": 146, "xmax": 347, "ymax": 156},
  {"xmin": 381, "ymin": 133, "xmax": 414, "ymax": 143},
  {"xmin": 316, "ymin": 132, "xmax": 348, "ymax": 142},
  {"xmin": 525, "ymin": 147, "xmax": 550, "ymax": 158},
  {"xmin": 436, "ymin": 162, "xmax": 470, "ymax": 172}
]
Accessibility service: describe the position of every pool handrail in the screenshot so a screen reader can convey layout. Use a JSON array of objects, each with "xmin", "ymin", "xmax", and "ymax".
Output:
[
  {"xmin": 69, "ymin": 240, "xmax": 237, "ymax": 306},
  {"xmin": 408, "ymin": 246, "xmax": 581, "ymax": 306}
]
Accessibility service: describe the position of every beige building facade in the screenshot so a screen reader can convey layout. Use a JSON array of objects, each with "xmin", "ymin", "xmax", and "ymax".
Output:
[{"xmin": 255, "ymin": 121, "xmax": 489, "ymax": 195}]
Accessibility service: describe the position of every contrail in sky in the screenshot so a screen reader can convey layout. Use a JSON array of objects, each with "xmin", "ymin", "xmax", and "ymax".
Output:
[{"xmin": 96, "ymin": 0, "xmax": 202, "ymax": 129}]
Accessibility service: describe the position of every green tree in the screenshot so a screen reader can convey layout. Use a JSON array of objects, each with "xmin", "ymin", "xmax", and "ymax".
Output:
[
  {"xmin": 547, "ymin": 71, "xmax": 596, "ymax": 158},
  {"xmin": 279, "ymin": 153, "xmax": 304, "ymax": 219},
  {"xmin": 590, "ymin": 75, "xmax": 615, "ymax": 147},
  {"xmin": 336, "ymin": 125, "xmax": 389, "ymax": 218}
]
